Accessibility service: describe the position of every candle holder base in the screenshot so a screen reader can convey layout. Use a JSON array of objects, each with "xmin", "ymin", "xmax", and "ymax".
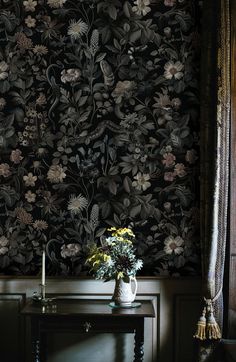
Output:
[
  {"xmin": 32, "ymin": 292, "xmax": 43, "ymax": 304},
  {"xmin": 32, "ymin": 292, "xmax": 56, "ymax": 307},
  {"xmin": 32, "ymin": 283, "xmax": 56, "ymax": 306},
  {"xmin": 41, "ymin": 297, "xmax": 56, "ymax": 305}
]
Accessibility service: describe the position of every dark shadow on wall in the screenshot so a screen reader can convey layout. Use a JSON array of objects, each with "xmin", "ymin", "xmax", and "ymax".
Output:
[
  {"xmin": 46, "ymin": 332, "xmax": 133, "ymax": 362},
  {"xmin": 114, "ymin": 334, "xmax": 126, "ymax": 362}
]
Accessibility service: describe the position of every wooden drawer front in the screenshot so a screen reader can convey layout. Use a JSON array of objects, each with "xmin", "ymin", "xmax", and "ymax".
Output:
[{"xmin": 38, "ymin": 316, "xmax": 139, "ymax": 334}]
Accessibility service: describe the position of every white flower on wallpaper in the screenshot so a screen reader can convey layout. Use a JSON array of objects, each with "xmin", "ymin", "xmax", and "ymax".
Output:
[
  {"xmin": 47, "ymin": 165, "xmax": 67, "ymax": 183},
  {"xmin": 132, "ymin": 173, "xmax": 151, "ymax": 191},
  {"xmin": 61, "ymin": 69, "xmax": 81, "ymax": 83},
  {"xmin": 68, "ymin": 195, "xmax": 88, "ymax": 215},
  {"xmin": 25, "ymin": 15, "xmax": 37, "ymax": 28},
  {"xmin": 67, "ymin": 19, "xmax": 89, "ymax": 40},
  {"xmin": 61, "ymin": 243, "xmax": 81, "ymax": 258},
  {"xmin": 132, "ymin": 0, "xmax": 151, "ymax": 16},
  {"xmin": 23, "ymin": 0, "xmax": 37, "ymax": 12},
  {"xmin": 164, "ymin": 236, "xmax": 184, "ymax": 255},
  {"xmin": 164, "ymin": 61, "xmax": 184, "ymax": 80}
]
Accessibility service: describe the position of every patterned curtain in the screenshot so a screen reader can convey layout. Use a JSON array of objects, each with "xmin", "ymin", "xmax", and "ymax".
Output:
[{"xmin": 194, "ymin": 0, "xmax": 230, "ymax": 360}]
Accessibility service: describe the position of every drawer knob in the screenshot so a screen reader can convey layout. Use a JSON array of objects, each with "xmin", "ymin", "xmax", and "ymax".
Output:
[{"xmin": 83, "ymin": 322, "xmax": 91, "ymax": 332}]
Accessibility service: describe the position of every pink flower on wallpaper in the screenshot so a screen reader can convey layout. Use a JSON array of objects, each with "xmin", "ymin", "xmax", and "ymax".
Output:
[
  {"xmin": 162, "ymin": 152, "xmax": 176, "ymax": 167},
  {"xmin": 0, "ymin": 163, "xmax": 11, "ymax": 177},
  {"xmin": 185, "ymin": 149, "xmax": 198, "ymax": 164},
  {"xmin": 164, "ymin": 0, "xmax": 176, "ymax": 6},
  {"xmin": 174, "ymin": 163, "xmax": 187, "ymax": 177},
  {"xmin": 10, "ymin": 149, "xmax": 23, "ymax": 164},
  {"xmin": 171, "ymin": 97, "xmax": 182, "ymax": 109},
  {"xmin": 164, "ymin": 172, "xmax": 176, "ymax": 182}
]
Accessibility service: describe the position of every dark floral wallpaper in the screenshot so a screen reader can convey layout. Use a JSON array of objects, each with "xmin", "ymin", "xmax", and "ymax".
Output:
[{"xmin": 0, "ymin": 0, "xmax": 201, "ymax": 276}]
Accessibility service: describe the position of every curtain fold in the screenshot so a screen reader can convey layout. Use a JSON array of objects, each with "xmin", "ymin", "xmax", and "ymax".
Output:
[{"xmin": 195, "ymin": 0, "xmax": 230, "ymax": 360}]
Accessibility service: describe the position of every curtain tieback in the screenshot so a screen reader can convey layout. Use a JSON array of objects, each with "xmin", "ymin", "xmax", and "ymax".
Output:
[{"xmin": 193, "ymin": 295, "xmax": 222, "ymax": 341}]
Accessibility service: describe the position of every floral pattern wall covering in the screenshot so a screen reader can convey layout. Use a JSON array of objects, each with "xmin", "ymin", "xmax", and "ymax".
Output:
[{"xmin": 0, "ymin": 0, "xmax": 200, "ymax": 276}]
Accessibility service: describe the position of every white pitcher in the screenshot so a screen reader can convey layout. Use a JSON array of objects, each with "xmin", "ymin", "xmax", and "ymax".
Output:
[{"xmin": 112, "ymin": 276, "xmax": 137, "ymax": 307}]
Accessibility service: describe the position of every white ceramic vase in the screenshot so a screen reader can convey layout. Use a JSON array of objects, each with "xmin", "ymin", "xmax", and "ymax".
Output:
[{"xmin": 112, "ymin": 276, "xmax": 137, "ymax": 307}]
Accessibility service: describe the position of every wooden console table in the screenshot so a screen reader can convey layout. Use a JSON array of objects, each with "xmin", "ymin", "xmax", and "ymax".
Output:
[{"xmin": 21, "ymin": 299, "xmax": 155, "ymax": 362}]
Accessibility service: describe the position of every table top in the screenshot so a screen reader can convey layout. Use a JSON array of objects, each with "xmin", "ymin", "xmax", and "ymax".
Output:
[{"xmin": 21, "ymin": 299, "xmax": 155, "ymax": 318}]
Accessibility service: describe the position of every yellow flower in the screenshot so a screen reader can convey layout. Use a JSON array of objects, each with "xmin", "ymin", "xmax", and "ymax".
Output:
[
  {"xmin": 103, "ymin": 254, "xmax": 111, "ymax": 262},
  {"xmin": 87, "ymin": 250, "xmax": 110, "ymax": 269},
  {"xmin": 87, "ymin": 253, "xmax": 98, "ymax": 263},
  {"xmin": 121, "ymin": 228, "xmax": 135, "ymax": 237},
  {"xmin": 117, "ymin": 272, "xmax": 124, "ymax": 279},
  {"xmin": 107, "ymin": 227, "xmax": 116, "ymax": 232},
  {"xmin": 119, "ymin": 228, "xmax": 135, "ymax": 237},
  {"xmin": 124, "ymin": 239, "xmax": 133, "ymax": 244},
  {"xmin": 92, "ymin": 259, "xmax": 101, "ymax": 268},
  {"xmin": 115, "ymin": 236, "xmax": 124, "ymax": 242},
  {"xmin": 107, "ymin": 227, "xmax": 135, "ymax": 242}
]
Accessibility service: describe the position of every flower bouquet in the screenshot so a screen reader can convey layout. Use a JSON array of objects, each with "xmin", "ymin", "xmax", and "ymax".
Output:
[{"xmin": 86, "ymin": 227, "xmax": 143, "ymax": 306}]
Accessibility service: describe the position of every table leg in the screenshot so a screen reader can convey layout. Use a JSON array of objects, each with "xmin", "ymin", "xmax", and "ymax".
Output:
[
  {"xmin": 41, "ymin": 332, "xmax": 47, "ymax": 362},
  {"xmin": 134, "ymin": 319, "xmax": 144, "ymax": 362},
  {"xmin": 31, "ymin": 318, "xmax": 41, "ymax": 362},
  {"xmin": 32, "ymin": 339, "xmax": 40, "ymax": 362}
]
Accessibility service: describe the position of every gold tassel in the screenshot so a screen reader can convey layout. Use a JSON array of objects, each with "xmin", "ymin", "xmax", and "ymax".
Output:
[
  {"xmin": 206, "ymin": 303, "xmax": 221, "ymax": 340},
  {"xmin": 194, "ymin": 297, "xmax": 222, "ymax": 341},
  {"xmin": 193, "ymin": 307, "xmax": 206, "ymax": 340}
]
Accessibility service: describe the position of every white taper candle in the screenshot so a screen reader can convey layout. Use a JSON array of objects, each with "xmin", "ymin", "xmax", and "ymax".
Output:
[{"xmin": 42, "ymin": 249, "xmax": 45, "ymax": 286}]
